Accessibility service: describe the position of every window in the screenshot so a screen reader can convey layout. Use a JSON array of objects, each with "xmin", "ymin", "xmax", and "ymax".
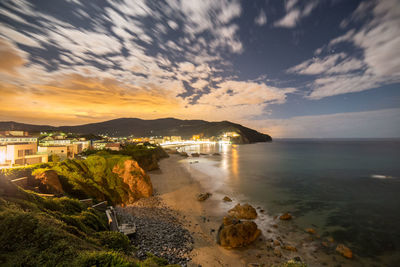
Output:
[
  {"xmin": 25, "ymin": 149, "xmax": 33, "ymax": 155},
  {"xmin": 18, "ymin": 150, "xmax": 24, "ymax": 157}
]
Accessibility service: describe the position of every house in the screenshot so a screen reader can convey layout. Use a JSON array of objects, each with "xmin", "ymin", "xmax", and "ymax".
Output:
[
  {"xmin": 0, "ymin": 143, "xmax": 48, "ymax": 166},
  {"xmin": 38, "ymin": 143, "xmax": 81, "ymax": 160}
]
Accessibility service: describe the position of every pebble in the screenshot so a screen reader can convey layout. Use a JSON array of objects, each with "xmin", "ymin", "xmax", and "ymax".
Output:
[{"xmin": 116, "ymin": 196, "xmax": 194, "ymax": 266}]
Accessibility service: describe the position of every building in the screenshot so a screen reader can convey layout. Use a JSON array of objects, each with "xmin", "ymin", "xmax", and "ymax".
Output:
[
  {"xmin": 0, "ymin": 136, "xmax": 38, "ymax": 145},
  {"xmin": 105, "ymin": 143, "xmax": 121, "ymax": 151},
  {"xmin": 0, "ymin": 130, "xmax": 29, "ymax": 136},
  {"xmin": 38, "ymin": 144, "xmax": 81, "ymax": 160},
  {"xmin": 40, "ymin": 136, "xmax": 72, "ymax": 146},
  {"xmin": 0, "ymin": 143, "xmax": 48, "ymax": 166}
]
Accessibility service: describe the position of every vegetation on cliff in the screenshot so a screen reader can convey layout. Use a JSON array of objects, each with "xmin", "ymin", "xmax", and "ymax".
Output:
[
  {"xmin": 82, "ymin": 144, "xmax": 169, "ymax": 171},
  {"xmin": 0, "ymin": 180, "xmax": 178, "ymax": 266}
]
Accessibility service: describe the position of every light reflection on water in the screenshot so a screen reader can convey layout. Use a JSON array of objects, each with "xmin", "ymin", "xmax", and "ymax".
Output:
[{"xmin": 178, "ymin": 140, "xmax": 400, "ymax": 262}]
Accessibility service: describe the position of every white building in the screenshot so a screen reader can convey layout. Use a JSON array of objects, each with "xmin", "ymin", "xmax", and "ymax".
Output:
[{"xmin": 0, "ymin": 143, "xmax": 48, "ymax": 166}]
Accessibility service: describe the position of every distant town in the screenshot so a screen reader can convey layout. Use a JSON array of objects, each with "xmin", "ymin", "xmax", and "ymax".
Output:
[{"xmin": 0, "ymin": 130, "xmax": 241, "ymax": 168}]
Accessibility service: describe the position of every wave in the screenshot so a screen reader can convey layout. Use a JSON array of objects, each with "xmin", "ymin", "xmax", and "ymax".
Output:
[{"xmin": 370, "ymin": 174, "xmax": 393, "ymax": 179}]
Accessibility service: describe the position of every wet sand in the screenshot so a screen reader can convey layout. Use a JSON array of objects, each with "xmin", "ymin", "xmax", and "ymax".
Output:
[{"xmin": 148, "ymin": 154, "xmax": 369, "ymax": 267}]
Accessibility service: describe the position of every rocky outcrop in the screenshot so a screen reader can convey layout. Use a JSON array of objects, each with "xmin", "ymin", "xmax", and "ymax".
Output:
[
  {"xmin": 217, "ymin": 216, "xmax": 261, "ymax": 248},
  {"xmin": 34, "ymin": 170, "xmax": 64, "ymax": 194},
  {"xmin": 228, "ymin": 203, "xmax": 257, "ymax": 220},
  {"xmin": 279, "ymin": 212, "xmax": 292, "ymax": 220},
  {"xmin": 336, "ymin": 244, "xmax": 353, "ymax": 259},
  {"xmin": 112, "ymin": 160, "xmax": 153, "ymax": 203},
  {"xmin": 223, "ymin": 196, "xmax": 232, "ymax": 202},
  {"xmin": 197, "ymin": 192, "xmax": 211, "ymax": 201}
]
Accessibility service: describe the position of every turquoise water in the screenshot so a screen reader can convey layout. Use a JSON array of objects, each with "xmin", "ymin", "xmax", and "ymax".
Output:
[{"xmin": 180, "ymin": 139, "xmax": 400, "ymax": 260}]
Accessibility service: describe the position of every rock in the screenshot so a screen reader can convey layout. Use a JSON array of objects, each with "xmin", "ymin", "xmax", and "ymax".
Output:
[
  {"xmin": 293, "ymin": 256, "xmax": 302, "ymax": 262},
  {"xmin": 273, "ymin": 247, "xmax": 282, "ymax": 257},
  {"xmin": 328, "ymin": 237, "xmax": 334, "ymax": 243},
  {"xmin": 273, "ymin": 239, "xmax": 281, "ymax": 247},
  {"xmin": 213, "ymin": 152, "xmax": 221, "ymax": 156},
  {"xmin": 180, "ymin": 152, "xmax": 189, "ymax": 157},
  {"xmin": 191, "ymin": 153, "xmax": 200, "ymax": 157},
  {"xmin": 197, "ymin": 192, "xmax": 211, "ymax": 201},
  {"xmin": 279, "ymin": 212, "xmax": 292, "ymax": 220},
  {"xmin": 34, "ymin": 170, "xmax": 64, "ymax": 194},
  {"xmin": 272, "ymin": 224, "xmax": 278, "ymax": 228},
  {"xmin": 283, "ymin": 245, "xmax": 297, "ymax": 252},
  {"xmin": 336, "ymin": 244, "xmax": 353, "ymax": 259},
  {"xmin": 228, "ymin": 203, "xmax": 258, "ymax": 220},
  {"xmin": 112, "ymin": 159, "xmax": 153, "ymax": 203},
  {"xmin": 223, "ymin": 196, "xmax": 232, "ymax": 202},
  {"xmin": 306, "ymin": 228, "xmax": 316, "ymax": 234},
  {"xmin": 322, "ymin": 241, "xmax": 329, "ymax": 248},
  {"xmin": 217, "ymin": 219, "xmax": 261, "ymax": 248}
]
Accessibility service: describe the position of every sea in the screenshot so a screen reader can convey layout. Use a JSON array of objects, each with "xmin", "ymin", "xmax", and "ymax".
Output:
[{"xmin": 178, "ymin": 139, "xmax": 400, "ymax": 264}]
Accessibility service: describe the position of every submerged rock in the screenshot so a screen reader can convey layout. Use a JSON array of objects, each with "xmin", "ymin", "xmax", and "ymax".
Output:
[
  {"xmin": 336, "ymin": 244, "xmax": 353, "ymax": 259},
  {"xmin": 180, "ymin": 152, "xmax": 189, "ymax": 157},
  {"xmin": 217, "ymin": 216, "xmax": 261, "ymax": 248},
  {"xmin": 228, "ymin": 203, "xmax": 258, "ymax": 220},
  {"xmin": 223, "ymin": 196, "xmax": 232, "ymax": 202},
  {"xmin": 279, "ymin": 212, "xmax": 292, "ymax": 220},
  {"xmin": 274, "ymin": 247, "xmax": 282, "ymax": 257},
  {"xmin": 34, "ymin": 170, "xmax": 64, "ymax": 194},
  {"xmin": 306, "ymin": 228, "xmax": 316, "ymax": 234},
  {"xmin": 112, "ymin": 159, "xmax": 153, "ymax": 203},
  {"xmin": 213, "ymin": 152, "xmax": 221, "ymax": 156},
  {"xmin": 197, "ymin": 192, "xmax": 211, "ymax": 201},
  {"xmin": 191, "ymin": 153, "xmax": 200, "ymax": 157},
  {"xmin": 283, "ymin": 245, "xmax": 297, "ymax": 252}
]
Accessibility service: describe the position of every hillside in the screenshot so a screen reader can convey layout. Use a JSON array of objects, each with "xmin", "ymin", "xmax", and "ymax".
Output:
[{"xmin": 0, "ymin": 118, "xmax": 272, "ymax": 143}]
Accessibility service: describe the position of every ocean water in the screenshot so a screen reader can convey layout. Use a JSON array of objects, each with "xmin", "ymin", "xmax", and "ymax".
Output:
[{"xmin": 179, "ymin": 139, "xmax": 400, "ymax": 261}]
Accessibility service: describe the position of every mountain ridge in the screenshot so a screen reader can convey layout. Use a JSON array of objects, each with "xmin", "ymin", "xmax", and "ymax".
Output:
[{"xmin": 0, "ymin": 118, "xmax": 272, "ymax": 143}]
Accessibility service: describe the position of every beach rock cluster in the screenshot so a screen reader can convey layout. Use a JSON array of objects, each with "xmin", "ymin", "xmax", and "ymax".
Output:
[
  {"xmin": 218, "ymin": 203, "xmax": 261, "ymax": 248},
  {"xmin": 228, "ymin": 203, "xmax": 258, "ymax": 220},
  {"xmin": 217, "ymin": 216, "xmax": 261, "ymax": 248},
  {"xmin": 112, "ymin": 160, "xmax": 153, "ymax": 203},
  {"xmin": 116, "ymin": 197, "xmax": 194, "ymax": 266}
]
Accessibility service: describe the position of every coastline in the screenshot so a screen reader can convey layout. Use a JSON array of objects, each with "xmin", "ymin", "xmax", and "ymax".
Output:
[{"xmin": 132, "ymin": 154, "xmax": 369, "ymax": 266}]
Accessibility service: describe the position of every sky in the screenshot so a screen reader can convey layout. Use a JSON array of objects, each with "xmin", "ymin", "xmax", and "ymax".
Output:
[{"xmin": 0, "ymin": 0, "xmax": 399, "ymax": 138}]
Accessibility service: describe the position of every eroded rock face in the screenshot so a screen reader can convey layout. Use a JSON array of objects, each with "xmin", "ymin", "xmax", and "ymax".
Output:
[
  {"xmin": 228, "ymin": 203, "xmax": 257, "ymax": 220},
  {"xmin": 35, "ymin": 170, "xmax": 64, "ymax": 194},
  {"xmin": 112, "ymin": 160, "xmax": 153, "ymax": 203},
  {"xmin": 217, "ymin": 216, "xmax": 261, "ymax": 248}
]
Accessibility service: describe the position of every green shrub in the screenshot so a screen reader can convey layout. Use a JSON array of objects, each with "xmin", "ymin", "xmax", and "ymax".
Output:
[
  {"xmin": 96, "ymin": 231, "xmax": 132, "ymax": 253},
  {"xmin": 74, "ymin": 251, "xmax": 136, "ymax": 267}
]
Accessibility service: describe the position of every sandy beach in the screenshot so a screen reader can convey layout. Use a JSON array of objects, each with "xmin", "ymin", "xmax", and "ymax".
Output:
[{"xmin": 124, "ymin": 154, "xmax": 368, "ymax": 267}]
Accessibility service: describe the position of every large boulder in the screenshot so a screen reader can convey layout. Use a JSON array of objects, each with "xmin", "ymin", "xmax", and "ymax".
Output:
[
  {"xmin": 217, "ymin": 216, "xmax": 261, "ymax": 248},
  {"xmin": 228, "ymin": 203, "xmax": 257, "ymax": 219},
  {"xmin": 112, "ymin": 160, "xmax": 153, "ymax": 203},
  {"xmin": 34, "ymin": 170, "xmax": 64, "ymax": 194}
]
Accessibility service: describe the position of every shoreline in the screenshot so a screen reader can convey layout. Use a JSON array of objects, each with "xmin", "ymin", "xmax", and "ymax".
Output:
[{"xmin": 127, "ymin": 154, "xmax": 371, "ymax": 266}]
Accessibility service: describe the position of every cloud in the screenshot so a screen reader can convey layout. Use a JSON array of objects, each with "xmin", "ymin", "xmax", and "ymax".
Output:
[
  {"xmin": 251, "ymin": 108, "xmax": 400, "ymax": 138},
  {"xmin": 0, "ymin": 38, "xmax": 27, "ymax": 75},
  {"xmin": 274, "ymin": 0, "xmax": 318, "ymax": 28},
  {"xmin": 287, "ymin": 0, "xmax": 400, "ymax": 99},
  {"xmin": 255, "ymin": 9, "xmax": 267, "ymax": 26}
]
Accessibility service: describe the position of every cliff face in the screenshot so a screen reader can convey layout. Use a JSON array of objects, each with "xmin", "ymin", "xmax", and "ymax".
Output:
[{"xmin": 112, "ymin": 159, "xmax": 153, "ymax": 203}]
